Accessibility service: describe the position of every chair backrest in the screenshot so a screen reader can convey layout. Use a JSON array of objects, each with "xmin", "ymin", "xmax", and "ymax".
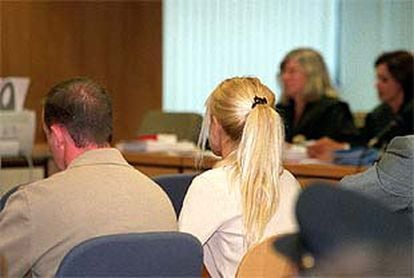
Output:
[
  {"xmin": 56, "ymin": 232, "xmax": 203, "ymax": 277},
  {"xmin": 137, "ymin": 110, "xmax": 203, "ymax": 144},
  {"xmin": 0, "ymin": 254, "xmax": 7, "ymax": 278},
  {"xmin": 153, "ymin": 173, "xmax": 197, "ymax": 217},
  {"xmin": 236, "ymin": 235, "xmax": 297, "ymax": 278},
  {"xmin": 353, "ymin": 111, "xmax": 367, "ymax": 129}
]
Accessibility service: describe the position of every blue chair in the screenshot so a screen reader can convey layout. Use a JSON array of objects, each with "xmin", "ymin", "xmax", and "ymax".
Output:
[
  {"xmin": 153, "ymin": 173, "xmax": 197, "ymax": 217},
  {"xmin": 56, "ymin": 232, "xmax": 203, "ymax": 277}
]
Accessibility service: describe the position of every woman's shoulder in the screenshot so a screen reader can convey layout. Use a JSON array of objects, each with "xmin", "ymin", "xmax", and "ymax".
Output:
[
  {"xmin": 400, "ymin": 100, "xmax": 413, "ymax": 115},
  {"xmin": 366, "ymin": 103, "xmax": 393, "ymax": 120},
  {"xmin": 318, "ymin": 96, "xmax": 349, "ymax": 107},
  {"xmin": 189, "ymin": 166, "xmax": 230, "ymax": 191},
  {"xmin": 276, "ymin": 101, "xmax": 293, "ymax": 112},
  {"xmin": 306, "ymin": 97, "xmax": 351, "ymax": 116},
  {"xmin": 280, "ymin": 169, "xmax": 302, "ymax": 191},
  {"xmin": 194, "ymin": 166, "xmax": 227, "ymax": 179}
]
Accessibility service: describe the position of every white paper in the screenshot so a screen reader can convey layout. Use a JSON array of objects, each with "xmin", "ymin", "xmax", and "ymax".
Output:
[
  {"xmin": 116, "ymin": 140, "xmax": 197, "ymax": 153},
  {"xmin": 0, "ymin": 110, "xmax": 36, "ymax": 156},
  {"xmin": 0, "ymin": 77, "xmax": 31, "ymax": 112}
]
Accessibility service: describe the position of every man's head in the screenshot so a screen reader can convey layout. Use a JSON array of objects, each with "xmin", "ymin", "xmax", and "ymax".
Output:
[
  {"xmin": 43, "ymin": 77, "xmax": 112, "ymax": 169},
  {"xmin": 274, "ymin": 184, "xmax": 413, "ymax": 276}
]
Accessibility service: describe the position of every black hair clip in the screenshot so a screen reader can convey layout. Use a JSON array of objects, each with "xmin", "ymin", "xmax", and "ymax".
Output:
[{"xmin": 252, "ymin": 96, "xmax": 268, "ymax": 108}]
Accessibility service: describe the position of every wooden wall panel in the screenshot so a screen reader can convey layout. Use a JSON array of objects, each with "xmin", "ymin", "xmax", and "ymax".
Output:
[{"xmin": 0, "ymin": 1, "xmax": 162, "ymax": 144}]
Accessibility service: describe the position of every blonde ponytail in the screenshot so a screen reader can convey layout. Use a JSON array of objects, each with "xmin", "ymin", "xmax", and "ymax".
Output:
[
  {"xmin": 238, "ymin": 103, "xmax": 284, "ymax": 246},
  {"xmin": 198, "ymin": 77, "xmax": 285, "ymax": 247}
]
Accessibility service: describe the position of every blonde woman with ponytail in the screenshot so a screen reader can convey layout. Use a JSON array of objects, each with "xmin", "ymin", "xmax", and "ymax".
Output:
[{"xmin": 179, "ymin": 77, "xmax": 301, "ymax": 278}]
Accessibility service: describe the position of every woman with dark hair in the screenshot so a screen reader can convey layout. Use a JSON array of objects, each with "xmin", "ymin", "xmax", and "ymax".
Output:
[
  {"xmin": 308, "ymin": 50, "xmax": 414, "ymax": 159},
  {"xmin": 363, "ymin": 50, "xmax": 414, "ymax": 147}
]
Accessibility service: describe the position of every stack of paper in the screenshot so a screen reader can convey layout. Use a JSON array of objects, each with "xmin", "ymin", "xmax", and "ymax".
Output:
[
  {"xmin": 115, "ymin": 133, "xmax": 197, "ymax": 153},
  {"xmin": 283, "ymin": 144, "xmax": 309, "ymax": 162}
]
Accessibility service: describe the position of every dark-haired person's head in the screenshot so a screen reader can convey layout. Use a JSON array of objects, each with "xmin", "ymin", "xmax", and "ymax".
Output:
[
  {"xmin": 375, "ymin": 50, "xmax": 413, "ymax": 105},
  {"xmin": 43, "ymin": 77, "xmax": 112, "ymax": 169}
]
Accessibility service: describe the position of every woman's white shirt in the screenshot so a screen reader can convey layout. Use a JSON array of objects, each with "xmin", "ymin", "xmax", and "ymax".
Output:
[{"xmin": 178, "ymin": 166, "xmax": 301, "ymax": 278}]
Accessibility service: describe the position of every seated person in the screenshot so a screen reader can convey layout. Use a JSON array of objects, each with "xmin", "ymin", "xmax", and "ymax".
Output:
[
  {"xmin": 179, "ymin": 77, "xmax": 301, "ymax": 277},
  {"xmin": 276, "ymin": 48, "xmax": 357, "ymax": 144},
  {"xmin": 273, "ymin": 184, "xmax": 412, "ymax": 276},
  {"xmin": 340, "ymin": 135, "xmax": 413, "ymax": 214},
  {"xmin": 308, "ymin": 50, "xmax": 413, "ymax": 160},
  {"xmin": 0, "ymin": 78, "xmax": 177, "ymax": 277}
]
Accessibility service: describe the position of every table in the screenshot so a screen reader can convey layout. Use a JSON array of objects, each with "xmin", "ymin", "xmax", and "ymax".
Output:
[
  {"xmin": 4, "ymin": 145, "xmax": 367, "ymax": 187},
  {"xmin": 1, "ymin": 144, "xmax": 52, "ymax": 177},
  {"xmin": 123, "ymin": 151, "xmax": 366, "ymax": 187},
  {"xmin": 122, "ymin": 151, "xmax": 218, "ymax": 176},
  {"xmin": 283, "ymin": 163, "xmax": 366, "ymax": 186}
]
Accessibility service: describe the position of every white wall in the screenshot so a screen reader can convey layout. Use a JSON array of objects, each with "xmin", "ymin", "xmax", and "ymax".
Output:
[
  {"xmin": 163, "ymin": 0, "xmax": 338, "ymax": 113},
  {"xmin": 163, "ymin": 0, "xmax": 413, "ymax": 114},
  {"xmin": 339, "ymin": 0, "xmax": 414, "ymax": 112}
]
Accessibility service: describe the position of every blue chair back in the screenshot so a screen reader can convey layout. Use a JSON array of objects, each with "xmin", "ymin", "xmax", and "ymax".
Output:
[
  {"xmin": 153, "ymin": 173, "xmax": 197, "ymax": 217},
  {"xmin": 56, "ymin": 232, "xmax": 203, "ymax": 277}
]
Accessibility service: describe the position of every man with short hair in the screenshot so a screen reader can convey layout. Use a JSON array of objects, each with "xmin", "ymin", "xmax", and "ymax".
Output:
[{"xmin": 0, "ymin": 77, "xmax": 177, "ymax": 277}]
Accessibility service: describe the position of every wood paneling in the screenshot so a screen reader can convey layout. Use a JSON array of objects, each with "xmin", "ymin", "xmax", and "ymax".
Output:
[{"xmin": 0, "ymin": 1, "xmax": 162, "ymax": 144}]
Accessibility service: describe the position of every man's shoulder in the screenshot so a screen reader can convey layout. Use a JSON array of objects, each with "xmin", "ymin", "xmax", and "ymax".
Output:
[
  {"xmin": 0, "ymin": 184, "xmax": 27, "ymax": 212},
  {"xmin": 0, "ymin": 175, "xmax": 61, "ymax": 212},
  {"xmin": 386, "ymin": 135, "xmax": 414, "ymax": 158}
]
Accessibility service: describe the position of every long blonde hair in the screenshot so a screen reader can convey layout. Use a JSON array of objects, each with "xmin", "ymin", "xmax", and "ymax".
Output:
[
  {"xmin": 278, "ymin": 48, "xmax": 338, "ymax": 104},
  {"xmin": 198, "ymin": 77, "xmax": 284, "ymax": 247}
]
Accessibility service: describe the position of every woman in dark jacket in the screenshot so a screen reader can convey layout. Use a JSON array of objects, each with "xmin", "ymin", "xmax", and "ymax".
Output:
[
  {"xmin": 308, "ymin": 50, "xmax": 414, "ymax": 159},
  {"xmin": 276, "ymin": 48, "xmax": 357, "ymax": 143},
  {"xmin": 360, "ymin": 50, "xmax": 413, "ymax": 148}
]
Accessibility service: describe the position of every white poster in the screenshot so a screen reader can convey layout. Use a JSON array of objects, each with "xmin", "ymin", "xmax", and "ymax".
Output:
[{"xmin": 0, "ymin": 77, "xmax": 30, "ymax": 112}]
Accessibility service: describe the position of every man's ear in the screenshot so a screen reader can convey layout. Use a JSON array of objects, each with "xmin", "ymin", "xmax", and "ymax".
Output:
[{"xmin": 49, "ymin": 124, "xmax": 66, "ymax": 149}]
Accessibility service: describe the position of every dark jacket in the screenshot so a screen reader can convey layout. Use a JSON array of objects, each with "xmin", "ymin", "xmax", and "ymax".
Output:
[
  {"xmin": 276, "ymin": 97, "xmax": 357, "ymax": 143},
  {"xmin": 358, "ymin": 101, "xmax": 414, "ymax": 148}
]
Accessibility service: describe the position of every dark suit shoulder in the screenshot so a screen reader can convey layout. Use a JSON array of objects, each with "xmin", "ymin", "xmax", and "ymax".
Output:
[
  {"xmin": 307, "ymin": 97, "xmax": 352, "ymax": 116},
  {"xmin": 317, "ymin": 96, "xmax": 349, "ymax": 108},
  {"xmin": 368, "ymin": 103, "xmax": 393, "ymax": 117},
  {"xmin": 276, "ymin": 101, "xmax": 292, "ymax": 111}
]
